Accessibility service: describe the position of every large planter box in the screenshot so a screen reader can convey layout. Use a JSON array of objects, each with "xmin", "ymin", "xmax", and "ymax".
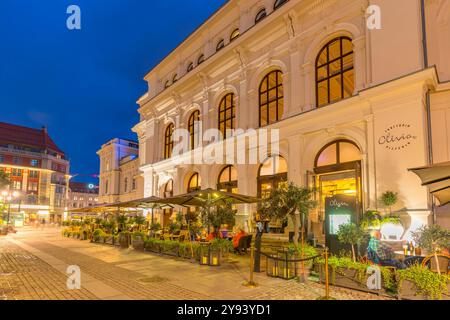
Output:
[
  {"xmin": 104, "ymin": 236, "xmax": 115, "ymax": 246},
  {"xmin": 145, "ymin": 242, "xmax": 161, "ymax": 254},
  {"xmin": 317, "ymin": 264, "xmax": 389, "ymax": 294},
  {"xmin": 131, "ymin": 237, "xmax": 144, "ymax": 251},
  {"xmin": 119, "ymin": 233, "xmax": 130, "ymax": 249},
  {"xmin": 398, "ymin": 280, "xmax": 450, "ymax": 300},
  {"xmin": 161, "ymin": 243, "xmax": 180, "ymax": 257}
]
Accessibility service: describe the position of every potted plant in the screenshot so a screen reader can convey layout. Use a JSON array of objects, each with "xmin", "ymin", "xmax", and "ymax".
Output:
[
  {"xmin": 92, "ymin": 229, "xmax": 105, "ymax": 243},
  {"xmin": 210, "ymin": 239, "xmax": 233, "ymax": 265},
  {"xmin": 286, "ymin": 244, "xmax": 318, "ymax": 280},
  {"xmin": 131, "ymin": 231, "xmax": 146, "ymax": 251},
  {"xmin": 161, "ymin": 240, "xmax": 180, "ymax": 257},
  {"xmin": 397, "ymin": 264, "xmax": 449, "ymax": 300}
]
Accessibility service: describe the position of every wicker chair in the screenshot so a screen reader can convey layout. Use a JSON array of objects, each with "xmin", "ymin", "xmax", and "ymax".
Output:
[{"xmin": 421, "ymin": 253, "xmax": 450, "ymax": 275}]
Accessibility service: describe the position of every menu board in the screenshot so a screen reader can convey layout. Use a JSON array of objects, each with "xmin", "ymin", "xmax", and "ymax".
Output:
[{"xmin": 325, "ymin": 194, "xmax": 356, "ymax": 235}]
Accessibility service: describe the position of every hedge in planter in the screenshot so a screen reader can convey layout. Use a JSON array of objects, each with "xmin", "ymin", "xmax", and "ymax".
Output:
[
  {"xmin": 160, "ymin": 240, "xmax": 180, "ymax": 257},
  {"xmin": 144, "ymin": 238, "xmax": 163, "ymax": 253},
  {"xmin": 92, "ymin": 229, "xmax": 106, "ymax": 243},
  {"xmin": 397, "ymin": 264, "xmax": 449, "ymax": 300},
  {"xmin": 315, "ymin": 256, "xmax": 396, "ymax": 293}
]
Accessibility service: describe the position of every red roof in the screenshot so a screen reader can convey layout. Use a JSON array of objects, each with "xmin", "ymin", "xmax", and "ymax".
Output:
[{"xmin": 0, "ymin": 122, "xmax": 65, "ymax": 155}]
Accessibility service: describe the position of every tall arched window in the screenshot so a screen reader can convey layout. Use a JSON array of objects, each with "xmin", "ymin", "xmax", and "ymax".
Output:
[
  {"xmin": 198, "ymin": 54, "xmax": 205, "ymax": 65},
  {"xmin": 316, "ymin": 37, "xmax": 354, "ymax": 107},
  {"xmin": 259, "ymin": 70, "xmax": 284, "ymax": 127},
  {"xmin": 124, "ymin": 178, "xmax": 128, "ymax": 193},
  {"xmin": 217, "ymin": 165, "xmax": 238, "ymax": 193},
  {"xmin": 216, "ymin": 39, "xmax": 225, "ymax": 51},
  {"xmin": 218, "ymin": 93, "xmax": 236, "ymax": 138},
  {"xmin": 164, "ymin": 123, "xmax": 174, "ymax": 159},
  {"xmin": 257, "ymin": 155, "xmax": 288, "ymax": 198},
  {"xmin": 274, "ymin": 0, "xmax": 288, "ymax": 10},
  {"xmin": 315, "ymin": 140, "xmax": 361, "ymax": 172},
  {"xmin": 188, "ymin": 110, "xmax": 200, "ymax": 150},
  {"xmin": 255, "ymin": 8, "xmax": 267, "ymax": 23},
  {"xmin": 230, "ymin": 28, "xmax": 240, "ymax": 42},
  {"xmin": 187, "ymin": 173, "xmax": 201, "ymax": 192}
]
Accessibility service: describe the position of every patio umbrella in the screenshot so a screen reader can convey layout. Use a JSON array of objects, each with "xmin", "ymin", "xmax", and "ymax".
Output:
[{"xmin": 409, "ymin": 162, "xmax": 450, "ymax": 206}]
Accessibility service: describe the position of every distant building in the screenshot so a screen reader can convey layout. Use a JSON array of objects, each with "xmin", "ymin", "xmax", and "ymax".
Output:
[
  {"xmin": 97, "ymin": 138, "xmax": 144, "ymax": 204},
  {"xmin": 68, "ymin": 182, "xmax": 99, "ymax": 213},
  {"xmin": 0, "ymin": 122, "xmax": 70, "ymax": 224}
]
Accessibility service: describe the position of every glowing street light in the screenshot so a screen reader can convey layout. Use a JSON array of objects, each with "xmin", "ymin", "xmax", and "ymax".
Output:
[{"xmin": 0, "ymin": 189, "xmax": 20, "ymax": 226}]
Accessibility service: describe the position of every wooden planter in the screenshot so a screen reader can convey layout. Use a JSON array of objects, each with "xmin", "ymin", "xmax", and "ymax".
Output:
[
  {"xmin": 398, "ymin": 280, "xmax": 450, "ymax": 300},
  {"xmin": 161, "ymin": 244, "xmax": 180, "ymax": 257},
  {"xmin": 104, "ymin": 236, "xmax": 115, "ymax": 246},
  {"xmin": 131, "ymin": 237, "xmax": 145, "ymax": 251},
  {"xmin": 119, "ymin": 234, "xmax": 130, "ymax": 249}
]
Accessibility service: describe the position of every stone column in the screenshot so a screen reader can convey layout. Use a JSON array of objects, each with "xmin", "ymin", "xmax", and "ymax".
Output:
[{"xmin": 353, "ymin": 36, "xmax": 367, "ymax": 93}]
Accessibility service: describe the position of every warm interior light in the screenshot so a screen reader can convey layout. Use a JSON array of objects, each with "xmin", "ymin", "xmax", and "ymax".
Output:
[{"xmin": 1, "ymin": 191, "xmax": 7, "ymax": 197}]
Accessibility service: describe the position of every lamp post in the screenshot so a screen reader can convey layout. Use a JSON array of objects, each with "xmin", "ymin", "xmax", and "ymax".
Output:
[{"xmin": 0, "ymin": 190, "xmax": 20, "ymax": 226}]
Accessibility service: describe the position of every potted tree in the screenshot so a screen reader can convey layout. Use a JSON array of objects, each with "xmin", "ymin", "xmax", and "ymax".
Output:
[
  {"xmin": 412, "ymin": 225, "xmax": 450, "ymax": 273},
  {"xmin": 258, "ymin": 182, "xmax": 317, "ymax": 281},
  {"xmin": 336, "ymin": 223, "xmax": 365, "ymax": 262}
]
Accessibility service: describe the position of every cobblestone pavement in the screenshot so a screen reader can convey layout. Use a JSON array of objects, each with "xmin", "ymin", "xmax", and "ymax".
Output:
[{"xmin": 0, "ymin": 228, "xmax": 393, "ymax": 300}]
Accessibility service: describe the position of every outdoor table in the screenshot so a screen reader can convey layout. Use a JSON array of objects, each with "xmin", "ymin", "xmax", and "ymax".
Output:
[{"xmin": 394, "ymin": 251, "xmax": 426, "ymax": 266}]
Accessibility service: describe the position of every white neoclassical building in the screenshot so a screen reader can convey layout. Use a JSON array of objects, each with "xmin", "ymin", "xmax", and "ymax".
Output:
[{"xmin": 125, "ymin": 0, "xmax": 450, "ymax": 245}]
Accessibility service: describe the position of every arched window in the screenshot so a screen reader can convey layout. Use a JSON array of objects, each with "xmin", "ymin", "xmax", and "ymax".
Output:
[
  {"xmin": 187, "ymin": 62, "xmax": 194, "ymax": 73},
  {"xmin": 187, "ymin": 173, "xmax": 201, "ymax": 192},
  {"xmin": 315, "ymin": 140, "xmax": 361, "ymax": 169},
  {"xmin": 198, "ymin": 54, "xmax": 205, "ymax": 65},
  {"xmin": 257, "ymin": 155, "xmax": 288, "ymax": 198},
  {"xmin": 217, "ymin": 165, "xmax": 238, "ymax": 193},
  {"xmin": 164, "ymin": 179, "xmax": 173, "ymax": 198},
  {"xmin": 255, "ymin": 8, "xmax": 267, "ymax": 23},
  {"xmin": 218, "ymin": 93, "xmax": 236, "ymax": 139},
  {"xmin": 274, "ymin": 0, "xmax": 288, "ymax": 10},
  {"xmin": 188, "ymin": 110, "xmax": 200, "ymax": 150},
  {"xmin": 164, "ymin": 123, "xmax": 174, "ymax": 159},
  {"xmin": 316, "ymin": 37, "xmax": 354, "ymax": 107},
  {"xmin": 216, "ymin": 39, "xmax": 225, "ymax": 51},
  {"xmin": 259, "ymin": 70, "xmax": 284, "ymax": 127},
  {"xmin": 230, "ymin": 28, "xmax": 240, "ymax": 42},
  {"xmin": 172, "ymin": 74, "xmax": 178, "ymax": 83},
  {"xmin": 164, "ymin": 80, "xmax": 170, "ymax": 89},
  {"xmin": 124, "ymin": 178, "xmax": 128, "ymax": 193}
]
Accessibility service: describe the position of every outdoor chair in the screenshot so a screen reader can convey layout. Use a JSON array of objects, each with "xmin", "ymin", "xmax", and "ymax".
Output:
[
  {"xmin": 235, "ymin": 235, "xmax": 252, "ymax": 255},
  {"xmin": 422, "ymin": 253, "xmax": 450, "ymax": 275}
]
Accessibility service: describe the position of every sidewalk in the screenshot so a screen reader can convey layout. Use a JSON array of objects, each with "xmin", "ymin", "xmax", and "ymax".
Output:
[{"xmin": 1, "ymin": 227, "xmax": 392, "ymax": 300}]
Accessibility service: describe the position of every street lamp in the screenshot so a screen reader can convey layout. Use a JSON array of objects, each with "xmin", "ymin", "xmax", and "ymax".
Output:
[{"xmin": 0, "ymin": 190, "xmax": 20, "ymax": 226}]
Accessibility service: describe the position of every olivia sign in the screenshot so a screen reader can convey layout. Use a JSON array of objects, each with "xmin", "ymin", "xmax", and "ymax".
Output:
[{"xmin": 378, "ymin": 124, "xmax": 417, "ymax": 151}]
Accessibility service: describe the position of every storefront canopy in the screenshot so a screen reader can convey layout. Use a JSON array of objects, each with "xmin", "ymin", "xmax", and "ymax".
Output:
[{"xmin": 409, "ymin": 162, "xmax": 450, "ymax": 206}]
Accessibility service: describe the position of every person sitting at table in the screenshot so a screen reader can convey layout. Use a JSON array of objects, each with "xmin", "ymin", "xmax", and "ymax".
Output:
[
  {"xmin": 232, "ymin": 227, "xmax": 247, "ymax": 250},
  {"xmin": 220, "ymin": 225, "xmax": 229, "ymax": 238},
  {"xmin": 368, "ymin": 230, "xmax": 407, "ymax": 269},
  {"xmin": 206, "ymin": 226, "xmax": 223, "ymax": 241}
]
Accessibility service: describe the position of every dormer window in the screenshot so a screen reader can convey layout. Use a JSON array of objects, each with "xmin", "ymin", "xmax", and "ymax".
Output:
[
  {"xmin": 164, "ymin": 80, "xmax": 170, "ymax": 89},
  {"xmin": 230, "ymin": 28, "xmax": 240, "ymax": 42},
  {"xmin": 198, "ymin": 54, "xmax": 205, "ymax": 65},
  {"xmin": 255, "ymin": 8, "xmax": 267, "ymax": 23},
  {"xmin": 187, "ymin": 62, "xmax": 194, "ymax": 72},
  {"xmin": 216, "ymin": 39, "xmax": 225, "ymax": 52},
  {"xmin": 172, "ymin": 74, "xmax": 178, "ymax": 83},
  {"xmin": 274, "ymin": 0, "xmax": 288, "ymax": 10}
]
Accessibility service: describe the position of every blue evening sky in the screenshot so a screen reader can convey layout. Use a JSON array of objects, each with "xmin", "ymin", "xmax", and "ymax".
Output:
[{"xmin": 0, "ymin": 0, "xmax": 227, "ymax": 184}]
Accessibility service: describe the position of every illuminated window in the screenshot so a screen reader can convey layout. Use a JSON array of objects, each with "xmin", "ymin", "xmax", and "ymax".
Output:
[
  {"xmin": 30, "ymin": 159, "xmax": 39, "ymax": 167},
  {"xmin": 259, "ymin": 70, "xmax": 284, "ymax": 127},
  {"xmin": 315, "ymin": 140, "xmax": 361, "ymax": 168},
  {"xmin": 29, "ymin": 170, "xmax": 39, "ymax": 178},
  {"xmin": 187, "ymin": 62, "xmax": 194, "ymax": 72},
  {"xmin": 188, "ymin": 110, "xmax": 200, "ymax": 150},
  {"xmin": 218, "ymin": 93, "xmax": 235, "ymax": 139},
  {"xmin": 198, "ymin": 54, "xmax": 205, "ymax": 65},
  {"xmin": 274, "ymin": 0, "xmax": 288, "ymax": 9},
  {"xmin": 12, "ymin": 169, "xmax": 22, "ymax": 177},
  {"xmin": 164, "ymin": 123, "xmax": 174, "ymax": 159},
  {"xmin": 187, "ymin": 173, "xmax": 201, "ymax": 192},
  {"xmin": 28, "ymin": 182, "xmax": 38, "ymax": 191},
  {"xmin": 316, "ymin": 37, "xmax": 354, "ymax": 107},
  {"xmin": 216, "ymin": 39, "xmax": 225, "ymax": 51},
  {"xmin": 255, "ymin": 8, "xmax": 267, "ymax": 23},
  {"xmin": 12, "ymin": 181, "xmax": 21, "ymax": 190},
  {"xmin": 230, "ymin": 28, "xmax": 240, "ymax": 42},
  {"xmin": 217, "ymin": 165, "xmax": 238, "ymax": 193},
  {"xmin": 257, "ymin": 155, "xmax": 288, "ymax": 198}
]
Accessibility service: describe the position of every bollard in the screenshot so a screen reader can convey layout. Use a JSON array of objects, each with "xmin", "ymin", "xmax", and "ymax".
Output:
[
  {"xmin": 317, "ymin": 247, "xmax": 335, "ymax": 300},
  {"xmin": 243, "ymin": 243, "xmax": 258, "ymax": 287}
]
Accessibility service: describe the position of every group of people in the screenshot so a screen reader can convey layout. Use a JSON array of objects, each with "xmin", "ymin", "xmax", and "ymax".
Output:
[{"xmin": 204, "ymin": 225, "xmax": 248, "ymax": 250}]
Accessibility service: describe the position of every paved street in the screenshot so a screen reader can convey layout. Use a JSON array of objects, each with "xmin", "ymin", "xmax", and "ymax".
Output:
[{"xmin": 0, "ymin": 227, "xmax": 392, "ymax": 300}]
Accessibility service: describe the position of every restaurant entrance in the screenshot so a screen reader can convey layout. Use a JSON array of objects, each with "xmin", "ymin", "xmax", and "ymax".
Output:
[{"xmin": 313, "ymin": 140, "xmax": 363, "ymax": 255}]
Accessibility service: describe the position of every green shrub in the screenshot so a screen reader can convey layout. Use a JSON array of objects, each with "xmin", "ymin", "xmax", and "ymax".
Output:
[
  {"xmin": 132, "ymin": 231, "xmax": 146, "ymax": 240},
  {"xmin": 287, "ymin": 244, "xmax": 319, "ymax": 267},
  {"xmin": 397, "ymin": 264, "xmax": 449, "ymax": 300}
]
